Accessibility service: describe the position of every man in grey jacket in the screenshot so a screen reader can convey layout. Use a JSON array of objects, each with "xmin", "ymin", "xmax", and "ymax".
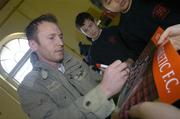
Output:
[{"xmin": 18, "ymin": 13, "xmax": 129, "ymax": 119}]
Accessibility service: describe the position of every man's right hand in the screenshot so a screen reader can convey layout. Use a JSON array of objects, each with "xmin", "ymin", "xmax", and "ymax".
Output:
[{"xmin": 99, "ymin": 60, "xmax": 129, "ymax": 98}]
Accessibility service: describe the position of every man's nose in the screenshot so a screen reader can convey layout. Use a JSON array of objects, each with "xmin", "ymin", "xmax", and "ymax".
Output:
[
  {"xmin": 58, "ymin": 40, "xmax": 64, "ymax": 46},
  {"xmin": 57, "ymin": 37, "xmax": 64, "ymax": 46}
]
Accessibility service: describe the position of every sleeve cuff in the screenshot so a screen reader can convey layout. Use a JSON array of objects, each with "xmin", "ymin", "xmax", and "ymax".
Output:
[{"xmin": 83, "ymin": 85, "xmax": 115, "ymax": 118}]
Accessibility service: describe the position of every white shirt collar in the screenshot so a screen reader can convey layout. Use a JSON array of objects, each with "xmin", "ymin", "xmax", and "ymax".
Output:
[{"xmin": 58, "ymin": 64, "xmax": 65, "ymax": 73}]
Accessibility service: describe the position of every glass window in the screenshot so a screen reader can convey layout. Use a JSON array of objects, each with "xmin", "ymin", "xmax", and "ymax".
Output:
[{"xmin": 0, "ymin": 33, "xmax": 32, "ymax": 85}]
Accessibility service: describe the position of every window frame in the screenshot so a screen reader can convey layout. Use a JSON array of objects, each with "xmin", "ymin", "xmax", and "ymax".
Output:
[{"xmin": 0, "ymin": 32, "xmax": 32, "ymax": 88}]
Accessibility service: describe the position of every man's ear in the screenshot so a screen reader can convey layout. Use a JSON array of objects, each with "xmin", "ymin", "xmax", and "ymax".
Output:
[{"xmin": 28, "ymin": 40, "xmax": 38, "ymax": 51}]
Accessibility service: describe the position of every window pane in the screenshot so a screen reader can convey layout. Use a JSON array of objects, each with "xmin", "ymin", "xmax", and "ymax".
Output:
[
  {"xmin": 0, "ymin": 47, "xmax": 16, "ymax": 73},
  {"xmin": 0, "ymin": 38, "xmax": 29, "ymax": 73},
  {"xmin": 14, "ymin": 58, "xmax": 32, "ymax": 83}
]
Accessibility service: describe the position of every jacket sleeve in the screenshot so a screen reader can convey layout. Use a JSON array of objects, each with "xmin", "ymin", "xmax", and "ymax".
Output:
[{"xmin": 18, "ymin": 74, "xmax": 115, "ymax": 119}]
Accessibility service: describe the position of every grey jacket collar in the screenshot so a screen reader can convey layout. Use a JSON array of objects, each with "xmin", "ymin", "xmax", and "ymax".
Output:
[{"xmin": 30, "ymin": 52, "xmax": 73, "ymax": 71}]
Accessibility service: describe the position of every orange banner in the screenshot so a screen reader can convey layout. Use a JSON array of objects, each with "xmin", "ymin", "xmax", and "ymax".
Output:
[{"xmin": 153, "ymin": 28, "xmax": 180, "ymax": 104}]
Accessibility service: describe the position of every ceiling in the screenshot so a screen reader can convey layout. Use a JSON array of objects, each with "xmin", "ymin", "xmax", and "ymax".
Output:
[{"xmin": 0, "ymin": 0, "xmax": 9, "ymax": 10}]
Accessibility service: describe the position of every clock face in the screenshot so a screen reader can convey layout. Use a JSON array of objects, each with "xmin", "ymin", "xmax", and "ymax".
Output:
[{"xmin": 0, "ymin": 34, "xmax": 32, "ymax": 83}]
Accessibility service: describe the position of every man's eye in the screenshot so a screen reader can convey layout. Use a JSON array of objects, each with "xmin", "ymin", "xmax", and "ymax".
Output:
[
  {"xmin": 59, "ymin": 35, "xmax": 63, "ymax": 39},
  {"xmin": 59, "ymin": 36, "xmax": 63, "ymax": 40},
  {"xmin": 49, "ymin": 37, "xmax": 54, "ymax": 40}
]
